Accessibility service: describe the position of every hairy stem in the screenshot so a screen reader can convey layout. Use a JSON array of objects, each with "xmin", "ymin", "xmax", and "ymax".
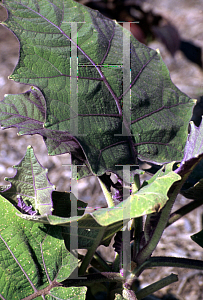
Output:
[
  {"xmin": 112, "ymin": 252, "xmax": 120, "ymax": 272},
  {"xmin": 135, "ymin": 256, "xmax": 203, "ymax": 277},
  {"xmin": 21, "ymin": 280, "xmax": 61, "ymax": 300},
  {"xmin": 135, "ymin": 197, "xmax": 175, "ymax": 265},
  {"xmin": 143, "ymin": 214, "xmax": 151, "ymax": 243},
  {"xmin": 132, "ymin": 216, "xmax": 143, "ymax": 260},
  {"xmin": 167, "ymin": 198, "xmax": 203, "ymax": 227},
  {"xmin": 98, "ymin": 176, "xmax": 115, "ymax": 208},
  {"xmin": 135, "ymin": 180, "xmax": 182, "ymax": 266},
  {"xmin": 135, "ymin": 273, "xmax": 178, "ymax": 299},
  {"xmin": 78, "ymin": 228, "xmax": 105, "ymax": 276},
  {"xmin": 132, "ymin": 173, "xmax": 141, "ymax": 193},
  {"xmin": 132, "ymin": 174, "xmax": 143, "ymax": 259},
  {"xmin": 93, "ymin": 251, "xmax": 111, "ymax": 272}
]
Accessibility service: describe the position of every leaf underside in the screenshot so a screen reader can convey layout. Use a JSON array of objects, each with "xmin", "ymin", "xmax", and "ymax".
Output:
[
  {"xmin": 0, "ymin": 0, "xmax": 194, "ymax": 180},
  {"xmin": 178, "ymin": 119, "xmax": 203, "ymax": 199}
]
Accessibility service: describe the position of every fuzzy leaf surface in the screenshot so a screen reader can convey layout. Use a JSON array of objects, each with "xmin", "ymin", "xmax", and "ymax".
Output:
[
  {"xmin": 18, "ymin": 209, "xmax": 126, "ymax": 250},
  {"xmin": 0, "ymin": 88, "xmax": 92, "ymax": 178},
  {"xmin": 0, "ymin": 195, "xmax": 87, "ymax": 300},
  {"xmin": 176, "ymin": 119, "xmax": 203, "ymax": 194},
  {"xmin": 52, "ymin": 191, "xmax": 124, "ymax": 249},
  {"xmin": 18, "ymin": 168, "xmax": 180, "ymax": 227},
  {"xmin": 1, "ymin": 0, "xmax": 194, "ymax": 180},
  {"xmin": 0, "ymin": 145, "xmax": 55, "ymax": 215},
  {"xmin": 179, "ymin": 120, "xmax": 203, "ymax": 168}
]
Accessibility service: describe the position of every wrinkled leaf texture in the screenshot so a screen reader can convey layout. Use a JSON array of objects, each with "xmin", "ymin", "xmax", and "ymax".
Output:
[
  {"xmin": 0, "ymin": 195, "xmax": 87, "ymax": 299},
  {"xmin": 0, "ymin": 0, "xmax": 194, "ymax": 180},
  {"xmin": 18, "ymin": 164, "xmax": 180, "ymax": 227},
  {"xmin": 0, "ymin": 145, "xmax": 55, "ymax": 215},
  {"xmin": 177, "ymin": 118, "xmax": 203, "ymax": 199},
  {"xmin": 0, "ymin": 145, "xmax": 125, "ymax": 249}
]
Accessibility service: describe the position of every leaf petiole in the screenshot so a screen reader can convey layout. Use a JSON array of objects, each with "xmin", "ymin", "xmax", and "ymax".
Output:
[
  {"xmin": 98, "ymin": 176, "xmax": 115, "ymax": 208},
  {"xmin": 135, "ymin": 273, "xmax": 178, "ymax": 299},
  {"xmin": 78, "ymin": 228, "xmax": 106, "ymax": 276}
]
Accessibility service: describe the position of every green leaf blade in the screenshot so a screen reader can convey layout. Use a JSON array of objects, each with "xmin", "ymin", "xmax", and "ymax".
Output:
[
  {"xmin": 19, "ymin": 166, "xmax": 180, "ymax": 227},
  {"xmin": 0, "ymin": 87, "xmax": 46, "ymax": 135},
  {"xmin": 1, "ymin": 146, "xmax": 55, "ymax": 215},
  {"xmin": 49, "ymin": 286, "xmax": 87, "ymax": 300},
  {"xmin": 0, "ymin": 194, "xmax": 87, "ymax": 299},
  {"xmin": 1, "ymin": 0, "xmax": 194, "ymax": 180}
]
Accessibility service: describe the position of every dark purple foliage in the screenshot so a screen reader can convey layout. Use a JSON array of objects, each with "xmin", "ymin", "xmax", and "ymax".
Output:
[{"xmin": 16, "ymin": 195, "xmax": 37, "ymax": 215}]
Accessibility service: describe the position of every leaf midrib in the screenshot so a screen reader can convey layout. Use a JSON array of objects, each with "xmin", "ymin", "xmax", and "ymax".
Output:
[{"xmin": 12, "ymin": 1, "xmax": 140, "ymax": 164}]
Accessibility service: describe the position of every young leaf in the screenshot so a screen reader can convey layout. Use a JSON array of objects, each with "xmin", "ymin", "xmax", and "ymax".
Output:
[
  {"xmin": 0, "ymin": 194, "xmax": 87, "ymax": 299},
  {"xmin": 175, "ymin": 119, "xmax": 203, "ymax": 188},
  {"xmin": 1, "ymin": 0, "xmax": 194, "ymax": 181},
  {"xmin": 18, "ymin": 166, "xmax": 180, "ymax": 227},
  {"xmin": 18, "ymin": 209, "xmax": 126, "ymax": 250},
  {"xmin": 16, "ymin": 168, "xmax": 180, "ymax": 252},
  {"xmin": 178, "ymin": 119, "xmax": 203, "ymax": 169},
  {"xmin": 17, "ymin": 194, "xmax": 37, "ymax": 215},
  {"xmin": 0, "ymin": 145, "xmax": 55, "ymax": 215},
  {"xmin": 92, "ymin": 171, "xmax": 180, "ymax": 226},
  {"xmin": 141, "ymin": 161, "xmax": 176, "ymax": 188}
]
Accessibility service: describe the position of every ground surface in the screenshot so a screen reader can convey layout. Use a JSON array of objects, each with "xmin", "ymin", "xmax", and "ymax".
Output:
[{"xmin": 0, "ymin": 0, "xmax": 203, "ymax": 299}]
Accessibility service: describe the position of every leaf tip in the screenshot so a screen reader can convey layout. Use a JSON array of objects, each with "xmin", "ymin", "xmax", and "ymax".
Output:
[{"xmin": 27, "ymin": 145, "xmax": 32, "ymax": 149}]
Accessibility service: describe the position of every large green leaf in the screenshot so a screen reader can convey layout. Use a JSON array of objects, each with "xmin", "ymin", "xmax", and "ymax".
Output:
[
  {"xmin": 0, "ymin": 87, "xmax": 91, "ymax": 177},
  {"xmin": 0, "ymin": 194, "xmax": 87, "ymax": 299},
  {"xmin": 0, "ymin": 0, "xmax": 194, "ymax": 180},
  {"xmin": 0, "ymin": 146, "xmax": 123, "ymax": 249}
]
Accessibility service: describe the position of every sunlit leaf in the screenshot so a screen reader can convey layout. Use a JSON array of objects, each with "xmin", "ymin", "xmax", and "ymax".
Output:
[
  {"xmin": 18, "ymin": 167, "xmax": 180, "ymax": 227},
  {"xmin": 0, "ymin": 194, "xmax": 86, "ymax": 299}
]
